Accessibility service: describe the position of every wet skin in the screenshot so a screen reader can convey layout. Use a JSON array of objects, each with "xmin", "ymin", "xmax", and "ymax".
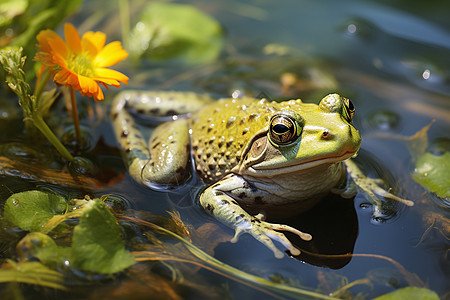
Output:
[{"xmin": 112, "ymin": 92, "xmax": 413, "ymax": 258}]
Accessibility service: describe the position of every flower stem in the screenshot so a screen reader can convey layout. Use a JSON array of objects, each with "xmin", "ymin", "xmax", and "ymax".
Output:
[
  {"xmin": 34, "ymin": 68, "xmax": 51, "ymax": 104},
  {"xmin": 32, "ymin": 113, "xmax": 75, "ymax": 162},
  {"xmin": 69, "ymin": 87, "xmax": 81, "ymax": 145}
]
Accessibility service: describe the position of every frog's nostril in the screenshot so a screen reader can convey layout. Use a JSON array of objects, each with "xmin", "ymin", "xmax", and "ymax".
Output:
[{"xmin": 322, "ymin": 130, "xmax": 331, "ymax": 139}]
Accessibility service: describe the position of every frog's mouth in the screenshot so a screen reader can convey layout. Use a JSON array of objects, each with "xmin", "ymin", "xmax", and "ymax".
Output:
[{"xmin": 245, "ymin": 150, "xmax": 357, "ymax": 177}]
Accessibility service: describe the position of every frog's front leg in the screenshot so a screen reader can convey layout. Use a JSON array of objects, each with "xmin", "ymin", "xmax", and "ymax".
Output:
[
  {"xmin": 337, "ymin": 160, "xmax": 414, "ymax": 209},
  {"xmin": 200, "ymin": 174, "xmax": 312, "ymax": 259},
  {"xmin": 112, "ymin": 93, "xmax": 191, "ymax": 187}
]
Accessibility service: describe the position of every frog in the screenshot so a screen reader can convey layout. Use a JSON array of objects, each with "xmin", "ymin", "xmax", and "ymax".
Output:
[{"xmin": 111, "ymin": 91, "xmax": 413, "ymax": 258}]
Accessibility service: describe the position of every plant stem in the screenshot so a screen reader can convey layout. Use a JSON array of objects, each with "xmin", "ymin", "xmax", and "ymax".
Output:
[
  {"xmin": 69, "ymin": 87, "xmax": 81, "ymax": 145},
  {"xmin": 32, "ymin": 113, "xmax": 75, "ymax": 162},
  {"xmin": 34, "ymin": 67, "xmax": 51, "ymax": 104}
]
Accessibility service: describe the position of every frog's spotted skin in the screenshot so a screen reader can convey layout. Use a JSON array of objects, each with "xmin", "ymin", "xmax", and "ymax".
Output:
[
  {"xmin": 190, "ymin": 97, "xmax": 277, "ymax": 183},
  {"xmin": 112, "ymin": 92, "xmax": 194, "ymax": 187},
  {"xmin": 112, "ymin": 91, "xmax": 412, "ymax": 258},
  {"xmin": 117, "ymin": 90, "xmax": 213, "ymax": 119}
]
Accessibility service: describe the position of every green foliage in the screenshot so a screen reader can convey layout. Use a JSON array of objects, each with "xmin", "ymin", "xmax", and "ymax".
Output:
[
  {"xmin": 16, "ymin": 232, "xmax": 72, "ymax": 268},
  {"xmin": 3, "ymin": 191, "xmax": 135, "ymax": 275},
  {"xmin": 129, "ymin": 2, "xmax": 223, "ymax": 64},
  {"xmin": 0, "ymin": 260, "xmax": 66, "ymax": 290},
  {"xmin": 0, "ymin": 0, "xmax": 27, "ymax": 28},
  {"xmin": 373, "ymin": 287, "xmax": 439, "ymax": 300},
  {"xmin": 0, "ymin": 48, "xmax": 74, "ymax": 161},
  {"xmin": 3, "ymin": 190, "xmax": 67, "ymax": 232},
  {"xmin": 412, "ymin": 151, "xmax": 450, "ymax": 198},
  {"xmin": 0, "ymin": 0, "xmax": 83, "ymax": 58},
  {"xmin": 71, "ymin": 199, "xmax": 135, "ymax": 274},
  {"xmin": 0, "ymin": 47, "xmax": 36, "ymax": 117}
]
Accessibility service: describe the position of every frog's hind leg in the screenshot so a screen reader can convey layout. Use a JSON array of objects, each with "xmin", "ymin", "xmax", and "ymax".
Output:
[
  {"xmin": 113, "ymin": 90, "xmax": 213, "ymax": 123},
  {"xmin": 112, "ymin": 95, "xmax": 191, "ymax": 188}
]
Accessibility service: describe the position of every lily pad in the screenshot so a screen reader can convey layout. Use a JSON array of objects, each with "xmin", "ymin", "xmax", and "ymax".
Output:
[
  {"xmin": 4, "ymin": 190, "xmax": 67, "ymax": 232},
  {"xmin": 129, "ymin": 2, "xmax": 223, "ymax": 64},
  {"xmin": 412, "ymin": 152, "xmax": 450, "ymax": 198},
  {"xmin": 71, "ymin": 199, "xmax": 135, "ymax": 274},
  {"xmin": 373, "ymin": 287, "xmax": 439, "ymax": 300}
]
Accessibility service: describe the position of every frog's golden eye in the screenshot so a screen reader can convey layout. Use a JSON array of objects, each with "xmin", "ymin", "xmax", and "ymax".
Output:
[
  {"xmin": 269, "ymin": 112, "xmax": 302, "ymax": 145},
  {"xmin": 342, "ymin": 97, "xmax": 355, "ymax": 122}
]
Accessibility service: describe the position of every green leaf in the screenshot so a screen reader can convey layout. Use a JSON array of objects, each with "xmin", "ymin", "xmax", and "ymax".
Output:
[
  {"xmin": 71, "ymin": 199, "xmax": 135, "ymax": 274},
  {"xmin": 0, "ymin": 0, "xmax": 27, "ymax": 27},
  {"xmin": 0, "ymin": 260, "xmax": 66, "ymax": 290},
  {"xmin": 10, "ymin": 0, "xmax": 83, "ymax": 52},
  {"xmin": 373, "ymin": 287, "xmax": 439, "ymax": 300},
  {"xmin": 4, "ymin": 190, "xmax": 67, "ymax": 232},
  {"xmin": 412, "ymin": 152, "xmax": 450, "ymax": 198},
  {"xmin": 130, "ymin": 2, "xmax": 223, "ymax": 64},
  {"xmin": 16, "ymin": 232, "xmax": 72, "ymax": 268}
]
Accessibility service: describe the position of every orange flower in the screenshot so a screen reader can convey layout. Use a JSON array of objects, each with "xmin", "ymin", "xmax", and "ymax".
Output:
[{"xmin": 35, "ymin": 23, "xmax": 129, "ymax": 101}]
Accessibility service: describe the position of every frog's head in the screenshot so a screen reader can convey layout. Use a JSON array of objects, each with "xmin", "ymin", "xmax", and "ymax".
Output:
[{"xmin": 240, "ymin": 94, "xmax": 361, "ymax": 176}]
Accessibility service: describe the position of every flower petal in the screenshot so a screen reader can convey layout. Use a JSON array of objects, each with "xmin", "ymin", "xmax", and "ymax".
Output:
[
  {"xmin": 81, "ymin": 38, "xmax": 98, "ymax": 58},
  {"xmin": 52, "ymin": 51, "xmax": 68, "ymax": 68},
  {"xmin": 64, "ymin": 23, "xmax": 81, "ymax": 54},
  {"xmin": 54, "ymin": 69, "xmax": 75, "ymax": 86},
  {"xmin": 78, "ymin": 77, "xmax": 104, "ymax": 101},
  {"xmin": 36, "ymin": 30, "xmax": 62, "ymax": 53},
  {"xmin": 82, "ymin": 31, "xmax": 106, "ymax": 54},
  {"xmin": 96, "ymin": 78, "xmax": 120, "ymax": 87},
  {"xmin": 95, "ymin": 68, "xmax": 129, "ymax": 84},
  {"xmin": 78, "ymin": 75, "xmax": 100, "ymax": 95},
  {"xmin": 93, "ymin": 41, "xmax": 128, "ymax": 67},
  {"xmin": 46, "ymin": 33, "xmax": 68, "ymax": 60}
]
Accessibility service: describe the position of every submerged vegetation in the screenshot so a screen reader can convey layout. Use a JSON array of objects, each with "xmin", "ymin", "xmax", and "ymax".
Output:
[{"xmin": 0, "ymin": 0, "xmax": 448, "ymax": 299}]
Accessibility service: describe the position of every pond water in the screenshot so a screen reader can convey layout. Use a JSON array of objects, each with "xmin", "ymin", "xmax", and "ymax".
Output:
[{"xmin": 0, "ymin": 0, "xmax": 449, "ymax": 299}]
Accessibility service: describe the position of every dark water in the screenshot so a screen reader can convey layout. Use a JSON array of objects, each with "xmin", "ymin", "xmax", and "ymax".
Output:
[{"xmin": 1, "ymin": 0, "xmax": 449, "ymax": 299}]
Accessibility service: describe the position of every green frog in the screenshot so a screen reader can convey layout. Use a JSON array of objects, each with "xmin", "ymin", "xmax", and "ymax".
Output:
[{"xmin": 112, "ymin": 91, "xmax": 413, "ymax": 258}]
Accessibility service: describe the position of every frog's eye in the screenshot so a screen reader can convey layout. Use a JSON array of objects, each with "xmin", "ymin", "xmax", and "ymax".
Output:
[
  {"xmin": 342, "ymin": 97, "xmax": 355, "ymax": 123},
  {"xmin": 268, "ymin": 112, "xmax": 303, "ymax": 146},
  {"xmin": 319, "ymin": 94, "xmax": 355, "ymax": 123}
]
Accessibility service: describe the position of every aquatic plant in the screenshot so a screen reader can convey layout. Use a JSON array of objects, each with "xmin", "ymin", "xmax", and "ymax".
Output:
[{"xmin": 0, "ymin": 47, "xmax": 74, "ymax": 162}]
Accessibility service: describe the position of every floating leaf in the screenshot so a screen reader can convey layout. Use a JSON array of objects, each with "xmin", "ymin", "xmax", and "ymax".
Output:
[
  {"xmin": 8, "ymin": 196, "xmax": 135, "ymax": 275},
  {"xmin": 16, "ymin": 232, "xmax": 72, "ymax": 268},
  {"xmin": 129, "ymin": 2, "xmax": 223, "ymax": 64},
  {"xmin": 4, "ymin": 190, "xmax": 67, "ymax": 232},
  {"xmin": 373, "ymin": 287, "xmax": 439, "ymax": 300},
  {"xmin": 412, "ymin": 151, "xmax": 450, "ymax": 198},
  {"xmin": 71, "ymin": 199, "xmax": 135, "ymax": 274}
]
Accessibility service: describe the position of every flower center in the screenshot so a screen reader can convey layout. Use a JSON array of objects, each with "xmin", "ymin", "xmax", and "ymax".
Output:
[{"xmin": 67, "ymin": 52, "xmax": 96, "ymax": 78}]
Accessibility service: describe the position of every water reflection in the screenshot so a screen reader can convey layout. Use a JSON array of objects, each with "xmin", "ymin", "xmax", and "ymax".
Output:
[{"xmin": 285, "ymin": 193, "xmax": 358, "ymax": 269}]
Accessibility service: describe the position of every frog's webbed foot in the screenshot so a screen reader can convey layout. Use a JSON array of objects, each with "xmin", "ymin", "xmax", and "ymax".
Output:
[
  {"xmin": 231, "ymin": 213, "xmax": 312, "ymax": 258},
  {"xmin": 200, "ymin": 174, "xmax": 311, "ymax": 259},
  {"xmin": 343, "ymin": 159, "xmax": 414, "ymax": 208}
]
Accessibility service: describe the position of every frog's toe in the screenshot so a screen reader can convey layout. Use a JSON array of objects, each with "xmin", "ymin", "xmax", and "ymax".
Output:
[
  {"xmin": 254, "ymin": 232, "xmax": 287, "ymax": 259},
  {"xmin": 230, "ymin": 226, "xmax": 246, "ymax": 243},
  {"xmin": 264, "ymin": 230, "xmax": 301, "ymax": 257},
  {"xmin": 270, "ymin": 223, "xmax": 312, "ymax": 241},
  {"xmin": 377, "ymin": 188, "xmax": 414, "ymax": 207},
  {"xmin": 249, "ymin": 222, "xmax": 310, "ymax": 258}
]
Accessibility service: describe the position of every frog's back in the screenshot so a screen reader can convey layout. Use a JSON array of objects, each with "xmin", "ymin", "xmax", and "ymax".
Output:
[{"xmin": 190, "ymin": 97, "xmax": 314, "ymax": 183}]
